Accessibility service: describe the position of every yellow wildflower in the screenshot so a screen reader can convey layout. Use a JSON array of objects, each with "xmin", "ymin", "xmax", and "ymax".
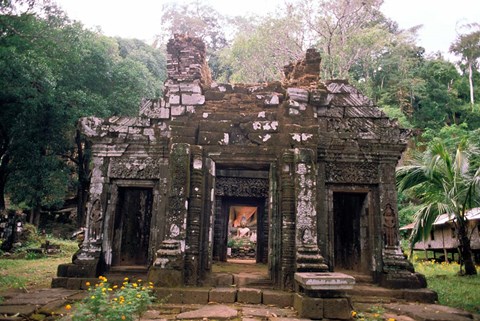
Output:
[
  {"xmin": 90, "ymin": 296, "xmax": 95, "ymax": 299},
  {"xmin": 113, "ymin": 285, "xmax": 118, "ymax": 289},
  {"xmin": 85, "ymin": 281, "xmax": 91, "ymax": 287},
  {"xmin": 387, "ymin": 318, "xmax": 396, "ymax": 321},
  {"xmin": 373, "ymin": 313, "xmax": 380, "ymax": 318},
  {"xmin": 123, "ymin": 277, "xmax": 129, "ymax": 281},
  {"xmin": 65, "ymin": 304, "xmax": 72, "ymax": 310},
  {"xmin": 121, "ymin": 315, "xmax": 126, "ymax": 320},
  {"xmin": 132, "ymin": 283, "xmax": 138, "ymax": 288},
  {"xmin": 136, "ymin": 294, "xmax": 141, "ymax": 298},
  {"xmin": 137, "ymin": 279, "xmax": 142, "ymax": 282},
  {"xmin": 351, "ymin": 310, "xmax": 357, "ymax": 318}
]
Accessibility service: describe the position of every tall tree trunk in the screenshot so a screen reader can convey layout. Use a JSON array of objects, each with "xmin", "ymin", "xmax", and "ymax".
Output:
[
  {"xmin": 468, "ymin": 61, "xmax": 475, "ymax": 109},
  {"xmin": 457, "ymin": 221, "xmax": 477, "ymax": 275},
  {"xmin": 0, "ymin": 135, "xmax": 9, "ymax": 211},
  {"xmin": 0, "ymin": 169, "xmax": 6, "ymax": 211}
]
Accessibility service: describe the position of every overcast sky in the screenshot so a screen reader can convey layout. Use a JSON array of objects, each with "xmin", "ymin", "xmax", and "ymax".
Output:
[{"xmin": 54, "ymin": 0, "xmax": 479, "ymax": 60}]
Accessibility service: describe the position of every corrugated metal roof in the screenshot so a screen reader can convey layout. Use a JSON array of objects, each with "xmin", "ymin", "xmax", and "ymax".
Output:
[{"xmin": 400, "ymin": 207, "xmax": 480, "ymax": 230}]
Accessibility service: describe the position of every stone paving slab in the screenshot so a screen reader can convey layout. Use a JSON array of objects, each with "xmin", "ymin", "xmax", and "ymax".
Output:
[
  {"xmin": 0, "ymin": 304, "xmax": 37, "ymax": 316},
  {"xmin": 1, "ymin": 288, "xmax": 81, "ymax": 306},
  {"xmin": 241, "ymin": 306, "xmax": 297, "ymax": 318},
  {"xmin": 176, "ymin": 304, "xmax": 238, "ymax": 319},
  {"xmin": 385, "ymin": 303, "xmax": 475, "ymax": 321}
]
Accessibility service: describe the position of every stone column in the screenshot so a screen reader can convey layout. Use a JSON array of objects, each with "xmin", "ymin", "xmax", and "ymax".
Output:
[
  {"xmin": 294, "ymin": 148, "xmax": 328, "ymax": 273},
  {"xmin": 149, "ymin": 143, "xmax": 190, "ymax": 287}
]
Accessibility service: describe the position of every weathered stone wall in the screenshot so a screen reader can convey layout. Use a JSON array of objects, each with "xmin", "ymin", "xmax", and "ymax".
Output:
[{"xmin": 56, "ymin": 34, "xmax": 421, "ymax": 290}]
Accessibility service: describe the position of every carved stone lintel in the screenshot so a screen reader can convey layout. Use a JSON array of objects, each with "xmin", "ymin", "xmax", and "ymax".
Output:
[
  {"xmin": 325, "ymin": 162, "xmax": 378, "ymax": 184},
  {"xmin": 109, "ymin": 157, "xmax": 166, "ymax": 179},
  {"xmin": 215, "ymin": 177, "xmax": 269, "ymax": 197}
]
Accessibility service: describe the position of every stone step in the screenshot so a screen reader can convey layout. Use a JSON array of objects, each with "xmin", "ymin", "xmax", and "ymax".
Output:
[{"xmin": 347, "ymin": 285, "xmax": 437, "ymax": 304}]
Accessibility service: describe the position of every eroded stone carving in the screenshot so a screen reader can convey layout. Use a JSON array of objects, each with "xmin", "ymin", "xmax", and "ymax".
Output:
[
  {"xmin": 383, "ymin": 203, "xmax": 398, "ymax": 247},
  {"xmin": 215, "ymin": 177, "xmax": 269, "ymax": 197},
  {"xmin": 109, "ymin": 157, "xmax": 166, "ymax": 179},
  {"xmin": 325, "ymin": 162, "xmax": 378, "ymax": 183}
]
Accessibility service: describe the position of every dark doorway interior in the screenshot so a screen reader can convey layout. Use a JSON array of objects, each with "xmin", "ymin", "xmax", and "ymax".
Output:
[
  {"xmin": 213, "ymin": 197, "xmax": 268, "ymax": 264},
  {"xmin": 112, "ymin": 187, "xmax": 153, "ymax": 266},
  {"xmin": 333, "ymin": 192, "xmax": 369, "ymax": 271}
]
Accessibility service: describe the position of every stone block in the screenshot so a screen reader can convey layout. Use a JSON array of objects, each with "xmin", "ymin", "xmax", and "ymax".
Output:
[
  {"xmin": 402, "ymin": 288, "xmax": 438, "ymax": 303},
  {"xmin": 204, "ymin": 90, "xmax": 225, "ymax": 100},
  {"xmin": 182, "ymin": 288, "xmax": 209, "ymax": 304},
  {"xmin": 323, "ymin": 298, "xmax": 352, "ymax": 320},
  {"xmin": 237, "ymin": 288, "xmax": 262, "ymax": 304},
  {"xmin": 66, "ymin": 278, "xmax": 82, "ymax": 290},
  {"xmin": 262, "ymin": 290, "xmax": 293, "ymax": 307},
  {"xmin": 287, "ymin": 88, "xmax": 309, "ymax": 102},
  {"xmin": 56, "ymin": 263, "xmax": 70, "ymax": 277},
  {"xmin": 64, "ymin": 263, "xmax": 97, "ymax": 278},
  {"xmin": 180, "ymin": 83, "xmax": 202, "ymax": 94},
  {"xmin": 148, "ymin": 268, "xmax": 183, "ymax": 288},
  {"xmin": 155, "ymin": 288, "xmax": 183, "ymax": 304},
  {"xmin": 209, "ymin": 287, "xmax": 237, "ymax": 303},
  {"xmin": 51, "ymin": 277, "xmax": 68, "ymax": 288},
  {"xmin": 294, "ymin": 272, "xmax": 355, "ymax": 291},
  {"xmin": 80, "ymin": 278, "xmax": 99, "ymax": 290},
  {"xmin": 198, "ymin": 131, "xmax": 229, "ymax": 145},
  {"xmin": 182, "ymin": 93, "xmax": 205, "ymax": 105},
  {"xmin": 212, "ymin": 273, "xmax": 234, "ymax": 286},
  {"xmin": 169, "ymin": 94, "xmax": 180, "ymax": 105},
  {"xmin": 170, "ymin": 105, "xmax": 186, "ymax": 116},
  {"xmin": 293, "ymin": 294, "xmax": 323, "ymax": 319}
]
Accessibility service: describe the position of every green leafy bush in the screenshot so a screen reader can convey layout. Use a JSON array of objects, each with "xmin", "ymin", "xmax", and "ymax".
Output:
[{"xmin": 69, "ymin": 276, "xmax": 155, "ymax": 321}]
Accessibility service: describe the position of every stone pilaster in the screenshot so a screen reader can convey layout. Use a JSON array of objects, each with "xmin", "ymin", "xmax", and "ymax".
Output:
[
  {"xmin": 150, "ymin": 143, "xmax": 190, "ymax": 286},
  {"xmin": 378, "ymin": 161, "xmax": 426, "ymax": 289},
  {"xmin": 280, "ymin": 150, "xmax": 296, "ymax": 290},
  {"xmin": 294, "ymin": 148, "xmax": 328, "ymax": 272},
  {"xmin": 185, "ymin": 146, "xmax": 204, "ymax": 285}
]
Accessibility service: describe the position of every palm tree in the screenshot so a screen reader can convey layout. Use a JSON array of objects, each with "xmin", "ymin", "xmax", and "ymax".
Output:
[{"xmin": 396, "ymin": 141, "xmax": 479, "ymax": 275}]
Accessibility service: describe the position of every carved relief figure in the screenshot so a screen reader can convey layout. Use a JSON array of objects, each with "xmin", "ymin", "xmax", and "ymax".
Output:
[
  {"xmin": 383, "ymin": 203, "xmax": 397, "ymax": 247},
  {"xmin": 302, "ymin": 227, "xmax": 315, "ymax": 245},
  {"xmin": 89, "ymin": 199, "xmax": 103, "ymax": 240}
]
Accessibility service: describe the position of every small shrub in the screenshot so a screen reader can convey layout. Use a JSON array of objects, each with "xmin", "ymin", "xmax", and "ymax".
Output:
[{"xmin": 70, "ymin": 276, "xmax": 155, "ymax": 321}]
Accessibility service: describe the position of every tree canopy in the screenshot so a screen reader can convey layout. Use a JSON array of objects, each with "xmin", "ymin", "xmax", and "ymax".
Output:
[{"xmin": 0, "ymin": 0, "xmax": 166, "ymax": 224}]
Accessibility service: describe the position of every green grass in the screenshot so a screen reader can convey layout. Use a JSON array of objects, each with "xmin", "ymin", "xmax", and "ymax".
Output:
[
  {"xmin": 414, "ymin": 259, "xmax": 480, "ymax": 314},
  {"xmin": 0, "ymin": 236, "xmax": 77, "ymax": 292}
]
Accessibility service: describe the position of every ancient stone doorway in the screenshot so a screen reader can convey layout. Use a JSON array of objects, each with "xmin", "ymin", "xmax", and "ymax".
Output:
[
  {"xmin": 112, "ymin": 187, "xmax": 153, "ymax": 266},
  {"xmin": 333, "ymin": 192, "xmax": 370, "ymax": 272},
  {"xmin": 213, "ymin": 197, "xmax": 268, "ymax": 264}
]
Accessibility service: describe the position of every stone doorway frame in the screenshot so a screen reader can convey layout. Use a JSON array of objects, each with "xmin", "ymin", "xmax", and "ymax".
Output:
[
  {"xmin": 102, "ymin": 179, "xmax": 162, "ymax": 271},
  {"xmin": 212, "ymin": 172, "xmax": 271, "ymax": 266},
  {"xmin": 326, "ymin": 185, "xmax": 378, "ymax": 274}
]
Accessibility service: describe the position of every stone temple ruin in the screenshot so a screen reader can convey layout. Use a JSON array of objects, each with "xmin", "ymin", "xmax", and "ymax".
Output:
[{"xmin": 55, "ymin": 35, "xmax": 426, "ymax": 302}]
